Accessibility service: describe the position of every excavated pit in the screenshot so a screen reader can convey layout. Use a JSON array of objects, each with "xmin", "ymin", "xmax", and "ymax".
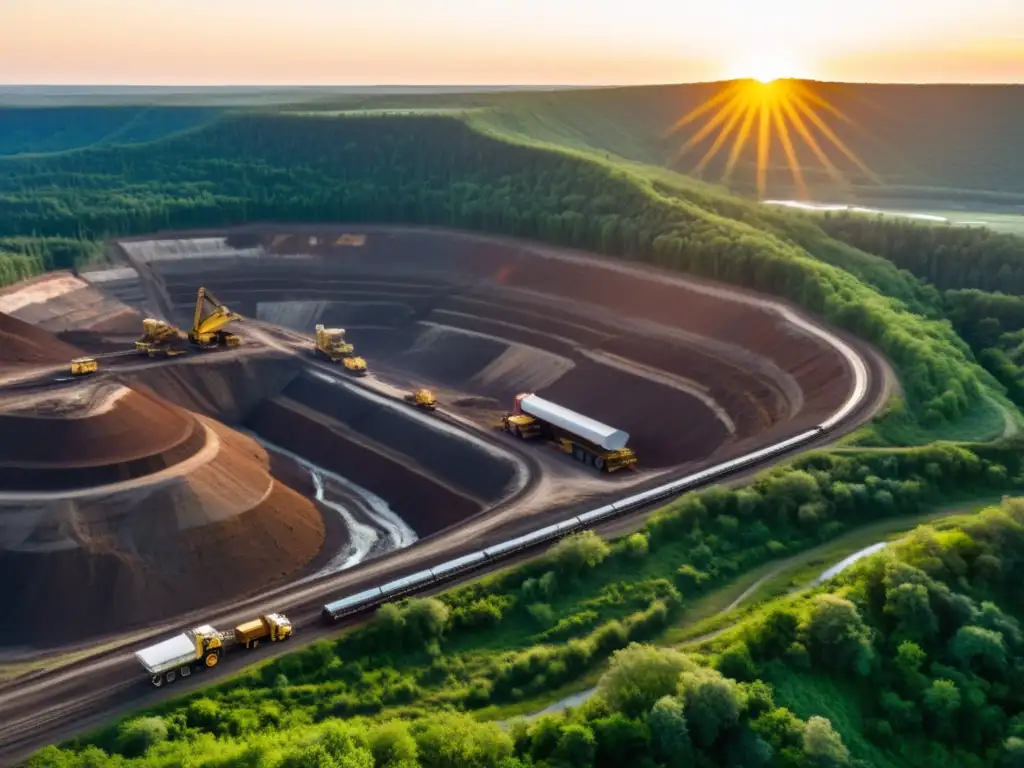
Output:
[{"xmin": 112, "ymin": 225, "xmax": 851, "ymax": 476}]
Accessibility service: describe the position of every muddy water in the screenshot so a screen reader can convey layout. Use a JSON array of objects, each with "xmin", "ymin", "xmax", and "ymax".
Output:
[{"xmin": 248, "ymin": 433, "xmax": 418, "ymax": 580}]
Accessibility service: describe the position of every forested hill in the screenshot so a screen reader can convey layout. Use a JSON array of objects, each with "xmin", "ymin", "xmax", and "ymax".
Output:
[{"xmin": 3, "ymin": 82, "xmax": 1024, "ymax": 202}]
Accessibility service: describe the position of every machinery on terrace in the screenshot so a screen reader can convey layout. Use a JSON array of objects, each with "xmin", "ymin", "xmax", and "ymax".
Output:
[
  {"xmin": 135, "ymin": 318, "xmax": 187, "ymax": 358},
  {"xmin": 70, "ymin": 357, "xmax": 98, "ymax": 376},
  {"xmin": 189, "ymin": 287, "xmax": 243, "ymax": 350},
  {"xmin": 501, "ymin": 393, "xmax": 637, "ymax": 472},
  {"xmin": 404, "ymin": 388, "xmax": 437, "ymax": 411},
  {"xmin": 313, "ymin": 324, "xmax": 368, "ymax": 376},
  {"xmin": 135, "ymin": 613, "xmax": 292, "ymax": 687}
]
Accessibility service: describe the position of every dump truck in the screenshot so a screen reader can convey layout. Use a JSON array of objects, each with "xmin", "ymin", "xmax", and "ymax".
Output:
[
  {"xmin": 404, "ymin": 388, "xmax": 437, "ymax": 411},
  {"xmin": 135, "ymin": 613, "xmax": 293, "ymax": 687},
  {"xmin": 135, "ymin": 318, "xmax": 188, "ymax": 358},
  {"xmin": 314, "ymin": 324, "xmax": 369, "ymax": 376},
  {"xmin": 233, "ymin": 612, "xmax": 293, "ymax": 649},
  {"xmin": 502, "ymin": 393, "xmax": 637, "ymax": 472},
  {"xmin": 70, "ymin": 357, "xmax": 98, "ymax": 376},
  {"xmin": 189, "ymin": 287, "xmax": 243, "ymax": 349}
]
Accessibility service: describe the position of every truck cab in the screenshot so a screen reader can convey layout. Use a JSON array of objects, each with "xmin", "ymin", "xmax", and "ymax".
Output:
[{"xmin": 233, "ymin": 612, "xmax": 293, "ymax": 649}]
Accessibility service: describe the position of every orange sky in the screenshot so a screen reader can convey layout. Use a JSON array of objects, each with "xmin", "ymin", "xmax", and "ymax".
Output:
[{"xmin": 2, "ymin": 0, "xmax": 1022, "ymax": 85}]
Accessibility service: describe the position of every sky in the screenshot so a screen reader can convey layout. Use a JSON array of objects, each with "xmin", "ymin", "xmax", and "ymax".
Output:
[{"xmin": 2, "ymin": 0, "xmax": 1022, "ymax": 86}]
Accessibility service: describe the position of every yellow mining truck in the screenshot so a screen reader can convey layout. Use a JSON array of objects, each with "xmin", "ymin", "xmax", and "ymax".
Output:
[
  {"xmin": 314, "ymin": 324, "xmax": 369, "ymax": 376},
  {"xmin": 233, "ymin": 613, "xmax": 293, "ymax": 649},
  {"xmin": 135, "ymin": 613, "xmax": 293, "ymax": 687},
  {"xmin": 135, "ymin": 318, "xmax": 188, "ymax": 358},
  {"xmin": 70, "ymin": 357, "xmax": 98, "ymax": 376},
  {"xmin": 502, "ymin": 392, "xmax": 637, "ymax": 473},
  {"xmin": 404, "ymin": 388, "xmax": 437, "ymax": 411}
]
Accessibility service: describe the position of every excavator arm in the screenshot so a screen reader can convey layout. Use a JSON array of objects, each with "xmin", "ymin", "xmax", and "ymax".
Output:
[{"xmin": 192, "ymin": 287, "xmax": 241, "ymax": 337}]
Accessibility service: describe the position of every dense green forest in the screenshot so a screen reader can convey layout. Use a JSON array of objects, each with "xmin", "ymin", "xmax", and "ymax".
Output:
[
  {"xmin": 28, "ymin": 444, "xmax": 1024, "ymax": 767},
  {"xmin": 0, "ymin": 111, "xmax": 1006, "ymax": 438}
]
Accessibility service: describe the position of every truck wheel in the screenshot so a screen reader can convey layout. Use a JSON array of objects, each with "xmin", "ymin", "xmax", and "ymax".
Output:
[
  {"xmin": 166, "ymin": 670, "xmax": 176, "ymax": 684},
  {"xmin": 205, "ymin": 652, "xmax": 219, "ymax": 668},
  {"xmin": 573, "ymin": 447, "xmax": 585, "ymax": 463},
  {"xmin": 181, "ymin": 666, "xmax": 191, "ymax": 677},
  {"xmin": 594, "ymin": 456, "xmax": 605, "ymax": 471},
  {"xmin": 151, "ymin": 674, "xmax": 163, "ymax": 688},
  {"xmin": 253, "ymin": 639, "xmax": 260, "ymax": 649}
]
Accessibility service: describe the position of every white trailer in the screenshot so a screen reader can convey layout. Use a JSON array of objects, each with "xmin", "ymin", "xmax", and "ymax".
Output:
[
  {"xmin": 502, "ymin": 393, "xmax": 637, "ymax": 472},
  {"xmin": 135, "ymin": 624, "xmax": 231, "ymax": 687}
]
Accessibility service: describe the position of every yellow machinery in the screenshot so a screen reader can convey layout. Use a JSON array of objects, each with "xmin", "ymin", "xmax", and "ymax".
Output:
[
  {"xmin": 233, "ymin": 613, "xmax": 293, "ymax": 649},
  {"xmin": 70, "ymin": 357, "xmax": 98, "ymax": 376},
  {"xmin": 314, "ymin": 324, "xmax": 355, "ymax": 360},
  {"xmin": 135, "ymin": 318, "xmax": 187, "ymax": 358},
  {"xmin": 404, "ymin": 388, "xmax": 437, "ymax": 411},
  {"xmin": 189, "ymin": 287, "xmax": 242, "ymax": 350},
  {"xmin": 343, "ymin": 356, "xmax": 368, "ymax": 376},
  {"xmin": 314, "ymin": 324, "xmax": 369, "ymax": 376}
]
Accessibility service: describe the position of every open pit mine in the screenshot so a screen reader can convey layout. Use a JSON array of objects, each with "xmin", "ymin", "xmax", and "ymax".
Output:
[{"xmin": 0, "ymin": 225, "xmax": 865, "ymax": 651}]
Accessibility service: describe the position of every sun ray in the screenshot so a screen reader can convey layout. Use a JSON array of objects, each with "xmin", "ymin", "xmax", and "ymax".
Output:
[
  {"xmin": 723, "ymin": 100, "xmax": 759, "ymax": 181},
  {"xmin": 791, "ymin": 94, "xmax": 883, "ymax": 184},
  {"xmin": 756, "ymin": 95, "xmax": 772, "ymax": 199},
  {"xmin": 670, "ymin": 93, "xmax": 746, "ymax": 162},
  {"xmin": 770, "ymin": 98, "xmax": 807, "ymax": 200},
  {"xmin": 779, "ymin": 97, "xmax": 849, "ymax": 189},
  {"xmin": 693, "ymin": 95, "xmax": 751, "ymax": 176},
  {"xmin": 667, "ymin": 75, "xmax": 882, "ymax": 198},
  {"xmin": 664, "ymin": 81, "xmax": 744, "ymax": 135}
]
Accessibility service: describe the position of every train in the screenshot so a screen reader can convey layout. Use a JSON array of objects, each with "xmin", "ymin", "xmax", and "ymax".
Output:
[{"xmin": 322, "ymin": 419, "xmax": 846, "ymax": 622}]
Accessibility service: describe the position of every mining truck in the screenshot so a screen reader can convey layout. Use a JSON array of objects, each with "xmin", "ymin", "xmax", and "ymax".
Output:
[
  {"xmin": 501, "ymin": 393, "xmax": 637, "ymax": 472},
  {"xmin": 135, "ymin": 613, "xmax": 292, "ymax": 687},
  {"xmin": 314, "ymin": 324, "xmax": 369, "ymax": 376},
  {"xmin": 135, "ymin": 318, "xmax": 188, "ymax": 358},
  {"xmin": 404, "ymin": 388, "xmax": 438, "ymax": 411}
]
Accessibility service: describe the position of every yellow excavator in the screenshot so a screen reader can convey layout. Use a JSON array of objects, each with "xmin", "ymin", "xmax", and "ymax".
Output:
[
  {"xmin": 189, "ymin": 287, "xmax": 243, "ymax": 350},
  {"xmin": 314, "ymin": 324, "xmax": 368, "ymax": 376}
]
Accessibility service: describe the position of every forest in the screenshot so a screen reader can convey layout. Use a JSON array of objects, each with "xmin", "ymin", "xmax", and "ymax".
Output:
[
  {"xmin": 26, "ymin": 444, "xmax": 1024, "ymax": 767},
  {"xmin": 0, "ymin": 111, "xmax": 1014, "ymax": 438}
]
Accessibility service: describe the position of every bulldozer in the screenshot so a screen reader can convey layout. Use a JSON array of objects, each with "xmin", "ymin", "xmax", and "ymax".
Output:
[
  {"xmin": 314, "ymin": 324, "xmax": 369, "ymax": 376},
  {"xmin": 404, "ymin": 388, "xmax": 437, "ymax": 411},
  {"xmin": 189, "ymin": 287, "xmax": 243, "ymax": 350},
  {"xmin": 135, "ymin": 318, "xmax": 188, "ymax": 358},
  {"xmin": 70, "ymin": 357, "xmax": 99, "ymax": 376}
]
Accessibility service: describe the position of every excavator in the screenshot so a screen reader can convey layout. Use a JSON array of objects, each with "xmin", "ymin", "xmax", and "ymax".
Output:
[
  {"xmin": 188, "ymin": 287, "xmax": 243, "ymax": 350},
  {"xmin": 135, "ymin": 288, "xmax": 242, "ymax": 358}
]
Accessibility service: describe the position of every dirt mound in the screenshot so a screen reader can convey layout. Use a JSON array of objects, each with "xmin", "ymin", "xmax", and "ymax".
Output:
[
  {"xmin": 0, "ymin": 419, "xmax": 326, "ymax": 648},
  {"xmin": 0, "ymin": 385, "xmax": 206, "ymax": 491},
  {"xmin": 0, "ymin": 311, "xmax": 82, "ymax": 365}
]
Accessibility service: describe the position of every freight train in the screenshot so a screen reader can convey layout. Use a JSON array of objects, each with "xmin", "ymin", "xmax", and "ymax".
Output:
[{"xmin": 323, "ymin": 415, "xmax": 851, "ymax": 622}]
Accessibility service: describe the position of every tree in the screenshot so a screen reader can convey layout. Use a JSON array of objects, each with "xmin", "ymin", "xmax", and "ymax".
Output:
[
  {"xmin": 555, "ymin": 723, "xmax": 597, "ymax": 767},
  {"xmin": 678, "ymin": 667, "xmax": 745, "ymax": 748},
  {"xmin": 551, "ymin": 530, "xmax": 611, "ymax": 575},
  {"xmin": 114, "ymin": 716, "xmax": 169, "ymax": 758},
  {"xmin": 597, "ymin": 643, "xmax": 696, "ymax": 718},
  {"xmin": 648, "ymin": 696, "xmax": 692, "ymax": 767},
  {"xmin": 370, "ymin": 720, "xmax": 419, "ymax": 767},
  {"xmin": 884, "ymin": 582, "xmax": 938, "ymax": 640},
  {"xmin": 802, "ymin": 716, "xmax": 850, "ymax": 766},
  {"xmin": 803, "ymin": 594, "xmax": 875, "ymax": 675},
  {"xmin": 923, "ymin": 679, "xmax": 961, "ymax": 733},
  {"xmin": 950, "ymin": 625, "xmax": 1007, "ymax": 673},
  {"xmin": 403, "ymin": 598, "xmax": 450, "ymax": 644}
]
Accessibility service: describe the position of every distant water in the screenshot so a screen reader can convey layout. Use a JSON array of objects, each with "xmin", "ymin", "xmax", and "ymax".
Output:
[
  {"xmin": 762, "ymin": 199, "xmax": 987, "ymax": 226},
  {"xmin": 815, "ymin": 542, "xmax": 888, "ymax": 585}
]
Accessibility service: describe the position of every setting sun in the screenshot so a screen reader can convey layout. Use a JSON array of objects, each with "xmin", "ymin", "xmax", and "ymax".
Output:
[{"xmin": 726, "ymin": 51, "xmax": 804, "ymax": 84}]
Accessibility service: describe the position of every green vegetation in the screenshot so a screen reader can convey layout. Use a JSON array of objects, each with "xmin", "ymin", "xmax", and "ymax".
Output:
[
  {"xmin": 0, "ymin": 110, "xmax": 1006, "ymax": 438},
  {"xmin": 29, "ymin": 441, "xmax": 1024, "ymax": 766}
]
